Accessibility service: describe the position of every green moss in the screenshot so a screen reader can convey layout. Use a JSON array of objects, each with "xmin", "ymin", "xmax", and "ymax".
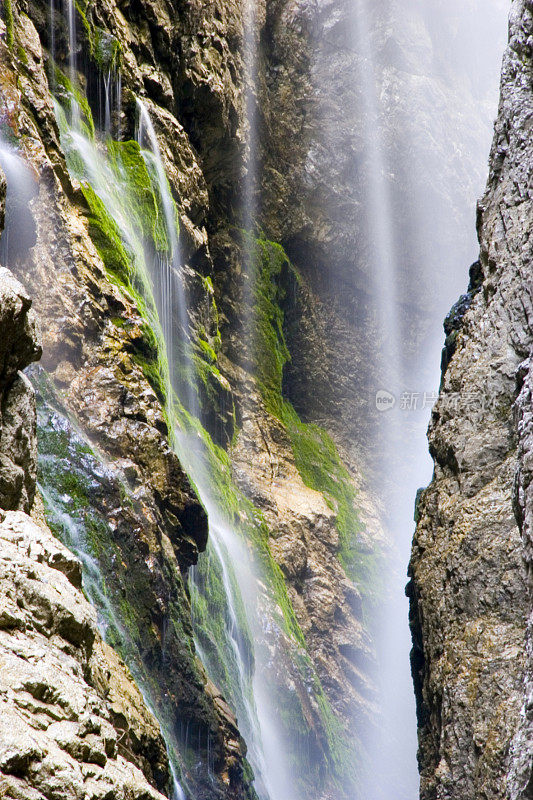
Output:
[
  {"xmin": 53, "ymin": 66, "xmax": 95, "ymax": 139},
  {"xmin": 131, "ymin": 322, "xmax": 168, "ymax": 405},
  {"xmin": 174, "ymin": 402, "xmax": 306, "ymax": 649},
  {"xmin": 197, "ymin": 337, "xmax": 217, "ymax": 364},
  {"xmin": 107, "ymin": 140, "xmax": 169, "ymax": 252},
  {"xmin": 243, "ymin": 231, "xmax": 377, "ymax": 597},
  {"xmin": 4, "ymin": 0, "xmax": 14, "ymax": 49},
  {"xmin": 191, "ymin": 544, "xmax": 255, "ymax": 710},
  {"xmin": 75, "ymin": 1, "xmax": 121, "ymax": 72},
  {"xmin": 82, "ymin": 183, "xmax": 131, "ymax": 281},
  {"xmin": 16, "ymin": 44, "xmax": 28, "ymax": 64},
  {"xmin": 244, "ymin": 234, "xmax": 290, "ymax": 419},
  {"xmin": 281, "ymin": 400, "xmax": 370, "ymax": 589},
  {"xmin": 55, "ymin": 97, "xmax": 174, "ymax": 408}
]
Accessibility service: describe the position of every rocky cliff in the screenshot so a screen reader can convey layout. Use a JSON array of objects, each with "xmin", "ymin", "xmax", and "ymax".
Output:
[
  {"xmin": 408, "ymin": 1, "xmax": 533, "ymax": 796},
  {"xmin": 0, "ymin": 259, "xmax": 173, "ymax": 800}
]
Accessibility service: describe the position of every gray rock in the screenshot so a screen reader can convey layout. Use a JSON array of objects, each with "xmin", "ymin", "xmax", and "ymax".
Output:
[
  {"xmin": 409, "ymin": 1, "xmax": 533, "ymax": 797},
  {"xmin": 0, "ymin": 267, "xmax": 42, "ymax": 391},
  {"xmin": 0, "ymin": 267, "xmax": 42, "ymax": 513},
  {"xmin": 0, "ymin": 509, "xmax": 170, "ymax": 800}
]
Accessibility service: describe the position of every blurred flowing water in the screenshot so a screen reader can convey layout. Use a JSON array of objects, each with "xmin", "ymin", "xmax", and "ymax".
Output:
[{"xmin": 345, "ymin": 1, "xmax": 509, "ymax": 797}]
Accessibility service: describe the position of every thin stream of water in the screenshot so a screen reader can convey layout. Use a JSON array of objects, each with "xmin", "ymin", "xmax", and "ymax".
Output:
[{"xmin": 135, "ymin": 98, "xmax": 196, "ymax": 415}]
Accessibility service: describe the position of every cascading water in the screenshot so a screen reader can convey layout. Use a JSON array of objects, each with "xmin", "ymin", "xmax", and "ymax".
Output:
[
  {"xmin": 66, "ymin": 0, "xmax": 76, "ymax": 85},
  {"xmin": 352, "ymin": 0, "xmax": 401, "ymax": 387},
  {"xmin": 41, "ymin": 4, "xmax": 308, "ymax": 795},
  {"xmin": 344, "ymin": 1, "xmax": 509, "ymax": 797},
  {"xmin": 0, "ymin": 141, "xmax": 37, "ymax": 268},
  {"xmin": 133, "ymin": 97, "xmax": 304, "ymax": 800},
  {"xmin": 349, "ymin": 2, "xmax": 419, "ymax": 796},
  {"xmin": 135, "ymin": 98, "xmax": 196, "ymax": 415},
  {"xmin": 0, "ymin": 127, "xmax": 188, "ymax": 800}
]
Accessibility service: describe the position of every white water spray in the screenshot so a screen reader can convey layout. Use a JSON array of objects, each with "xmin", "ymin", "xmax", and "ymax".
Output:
[
  {"xmin": 0, "ymin": 141, "xmax": 38, "ymax": 268},
  {"xmin": 349, "ymin": 3, "xmax": 419, "ymax": 797},
  {"xmin": 352, "ymin": 0, "xmax": 401, "ymax": 390},
  {"xmin": 346, "ymin": 1, "xmax": 509, "ymax": 798}
]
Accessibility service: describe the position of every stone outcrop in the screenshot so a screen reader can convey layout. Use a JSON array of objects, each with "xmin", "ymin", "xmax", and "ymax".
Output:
[
  {"xmin": 0, "ymin": 267, "xmax": 42, "ymax": 512},
  {"xmin": 408, "ymin": 1, "xmax": 533, "ymax": 796},
  {"xmin": 0, "ymin": 233, "xmax": 174, "ymax": 800},
  {"xmin": 0, "ymin": 509, "xmax": 170, "ymax": 800}
]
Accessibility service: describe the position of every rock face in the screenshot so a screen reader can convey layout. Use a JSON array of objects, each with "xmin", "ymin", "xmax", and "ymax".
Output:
[
  {"xmin": 0, "ymin": 241, "xmax": 172, "ymax": 800},
  {"xmin": 0, "ymin": 509, "xmax": 170, "ymax": 800},
  {"xmin": 259, "ymin": 0, "xmax": 508, "ymax": 455},
  {"xmin": 0, "ymin": 0, "xmax": 375, "ymax": 795},
  {"xmin": 408, "ymin": 1, "xmax": 533, "ymax": 796},
  {"xmin": 0, "ymin": 8, "xmax": 256, "ymax": 800},
  {"xmin": 0, "ymin": 267, "xmax": 42, "ymax": 512}
]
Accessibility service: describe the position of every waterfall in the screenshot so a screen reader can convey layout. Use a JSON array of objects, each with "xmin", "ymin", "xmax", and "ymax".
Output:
[
  {"xmin": 178, "ymin": 449, "xmax": 302, "ymax": 800},
  {"xmin": 133, "ymin": 99, "xmax": 303, "ymax": 800},
  {"xmin": 352, "ymin": 0, "xmax": 401, "ymax": 390},
  {"xmin": 66, "ymin": 0, "xmax": 76, "ymax": 84},
  {"xmin": 37, "ymin": 441, "xmax": 187, "ymax": 800},
  {"xmin": 135, "ymin": 98, "xmax": 196, "ymax": 416},
  {"xmin": 1, "ymin": 0, "xmax": 509, "ymax": 798},
  {"xmin": 344, "ymin": 1, "xmax": 509, "ymax": 797},
  {"xmin": 45, "ymin": 12, "xmax": 304, "ymax": 789},
  {"xmin": 0, "ymin": 141, "xmax": 38, "ymax": 268},
  {"xmin": 0, "ymin": 124, "xmax": 190, "ymax": 800},
  {"xmin": 348, "ymin": 2, "xmax": 419, "ymax": 797}
]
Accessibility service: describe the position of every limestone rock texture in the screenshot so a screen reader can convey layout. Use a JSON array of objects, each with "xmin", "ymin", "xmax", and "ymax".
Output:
[
  {"xmin": 0, "ymin": 267, "xmax": 42, "ymax": 512},
  {"xmin": 408, "ymin": 1, "xmax": 533, "ymax": 797},
  {"xmin": 0, "ymin": 509, "xmax": 170, "ymax": 800},
  {"xmin": 0, "ymin": 243, "xmax": 173, "ymax": 800}
]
